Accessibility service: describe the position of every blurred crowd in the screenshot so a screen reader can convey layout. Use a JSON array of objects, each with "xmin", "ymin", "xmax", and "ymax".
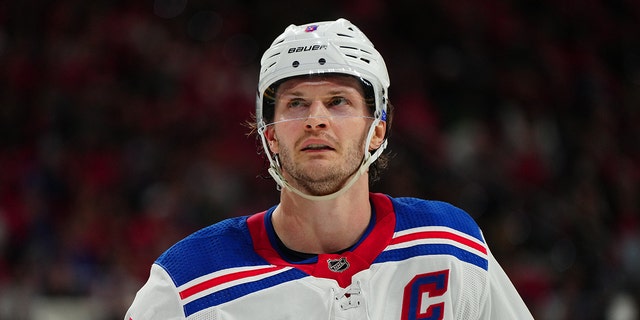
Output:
[{"xmin": 0, "ymin": 0, "xmax": 638, "ymax": 319}]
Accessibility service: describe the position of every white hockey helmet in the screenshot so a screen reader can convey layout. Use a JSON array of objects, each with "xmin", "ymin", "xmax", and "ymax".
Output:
[{"xmin": 256, "ymin": 18, "xmax": 390, "ymax": 129}]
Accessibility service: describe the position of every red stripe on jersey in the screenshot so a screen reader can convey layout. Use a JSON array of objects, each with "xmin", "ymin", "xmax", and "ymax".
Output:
[
  {"xmin": 179, "ymin": 266, "xmax": 287, "ymax": 300},
  {"xmin": 390, "ymin": 231, "xmax": 487, "ymax": 255}
]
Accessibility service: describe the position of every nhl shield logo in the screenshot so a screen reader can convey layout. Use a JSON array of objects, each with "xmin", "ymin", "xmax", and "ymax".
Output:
[{"xmin": 327, "ymin": 257, "xmax": 350, "ymax": 273}]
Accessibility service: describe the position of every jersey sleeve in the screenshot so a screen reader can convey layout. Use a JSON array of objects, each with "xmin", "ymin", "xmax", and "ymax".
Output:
[
  {"xmin": 479, "ymin": 247, "xmax": 534, "ymax": 319},
  {"xmin": 124, "ymin": 264, "xmax": 185, "ymax": 320}
]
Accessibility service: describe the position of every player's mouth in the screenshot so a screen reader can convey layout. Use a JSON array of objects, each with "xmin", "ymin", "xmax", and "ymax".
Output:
[
  {"xmin": 301, "ymin": 144, "xmax": 334, "ymax": 151},
  {"xmin": 300, "ymin": 138, "xmax": 335, "ymax": 152}
]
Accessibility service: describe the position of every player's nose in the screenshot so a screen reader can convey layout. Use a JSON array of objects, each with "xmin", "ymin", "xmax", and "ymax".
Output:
[{"xmin": 305, "ymin": 101, "xmax": 330, "ymax": 129}]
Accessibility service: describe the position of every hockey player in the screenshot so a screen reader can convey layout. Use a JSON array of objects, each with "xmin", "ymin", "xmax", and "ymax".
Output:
[{"xmin": 125, "ymin": 18, "xmax": 534, "ymax": 319}]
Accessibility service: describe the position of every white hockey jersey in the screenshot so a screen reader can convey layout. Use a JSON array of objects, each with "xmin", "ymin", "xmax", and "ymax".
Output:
[{"xmin": 125, "ymin": 193, "xmax": 533, "ymax": 319}]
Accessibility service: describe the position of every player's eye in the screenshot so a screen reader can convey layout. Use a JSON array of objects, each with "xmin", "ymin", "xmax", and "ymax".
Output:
[
  {"xmin": 288, "ymin": 99, "xmax": 308, "ymax": 108},
  {"xmin": 328, "ymin": 96, "xmax": 349, "ymax": 107}
]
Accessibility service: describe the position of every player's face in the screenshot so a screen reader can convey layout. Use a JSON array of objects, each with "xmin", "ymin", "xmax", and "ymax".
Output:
[{"xmin": 265, "ymin": 75, "xmax": 374, "ymax": 196}]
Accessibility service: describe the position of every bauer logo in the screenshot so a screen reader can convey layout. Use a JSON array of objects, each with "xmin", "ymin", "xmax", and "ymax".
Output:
[
  {"xmin": 305, "ymin": 25, "xmax": 318, "ymax": 32},
  {"xmin": 287, "ymin": 44, "xmax": 328, "ymax": 53}
]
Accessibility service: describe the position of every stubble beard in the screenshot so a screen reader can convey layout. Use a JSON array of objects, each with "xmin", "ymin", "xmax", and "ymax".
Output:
[{"xmin": 278, "ymin": 134, "xmax": 366, "ymax": 196}]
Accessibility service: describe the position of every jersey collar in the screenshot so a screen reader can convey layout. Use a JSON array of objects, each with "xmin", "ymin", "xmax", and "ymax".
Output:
[{"xmin": 246, "ymin": 193, "xmax": 396, "ymax": 287}]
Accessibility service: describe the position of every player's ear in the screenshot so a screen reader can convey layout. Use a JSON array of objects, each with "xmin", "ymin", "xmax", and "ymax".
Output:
[
  {"xmin": 368, "ymin": 121, "xmax": 386, "ymax": 151},
  {"xmin": 265, "ymin": 127, "xmax": 279, "ymax": 153}
]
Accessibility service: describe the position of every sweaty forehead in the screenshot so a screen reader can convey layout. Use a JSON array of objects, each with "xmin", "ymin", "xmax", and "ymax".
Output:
[{"xmin": 275, "ymin": 74, "xmax": 365, "ymax": 98}]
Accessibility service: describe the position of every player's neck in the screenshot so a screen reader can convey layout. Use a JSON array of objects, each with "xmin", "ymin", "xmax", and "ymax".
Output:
[{"xmin": 273, "ymin": 177, "xmax": 372, "ymax": 254}]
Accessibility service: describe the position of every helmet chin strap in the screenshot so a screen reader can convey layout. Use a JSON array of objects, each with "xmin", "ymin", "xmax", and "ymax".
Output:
[{"xmin": 260, "ymin": 118, "xmax": 386, "ymax": 201}]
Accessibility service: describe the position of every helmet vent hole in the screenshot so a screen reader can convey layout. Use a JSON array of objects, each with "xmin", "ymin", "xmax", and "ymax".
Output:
[
  {"xmin": 318, "ymin": 58, "xmax": 326, "ymax": 65},
  {"xmin": 336, "ymin": 33, "xmax": 354, "ymax": 38},
  {"xmin": 292, "ymin": 61, "xmax": 300, "ymax": 68}
]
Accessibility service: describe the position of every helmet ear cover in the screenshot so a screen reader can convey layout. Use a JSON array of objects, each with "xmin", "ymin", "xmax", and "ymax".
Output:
[{"xmin": 260, "ymin": 74, "xmax": 377, "ymax": 126}]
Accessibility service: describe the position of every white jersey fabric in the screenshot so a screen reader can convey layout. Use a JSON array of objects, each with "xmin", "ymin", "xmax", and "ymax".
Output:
[{"xmin": 125, "ymin": 193, "xmax": 533, "ymax": 319}]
